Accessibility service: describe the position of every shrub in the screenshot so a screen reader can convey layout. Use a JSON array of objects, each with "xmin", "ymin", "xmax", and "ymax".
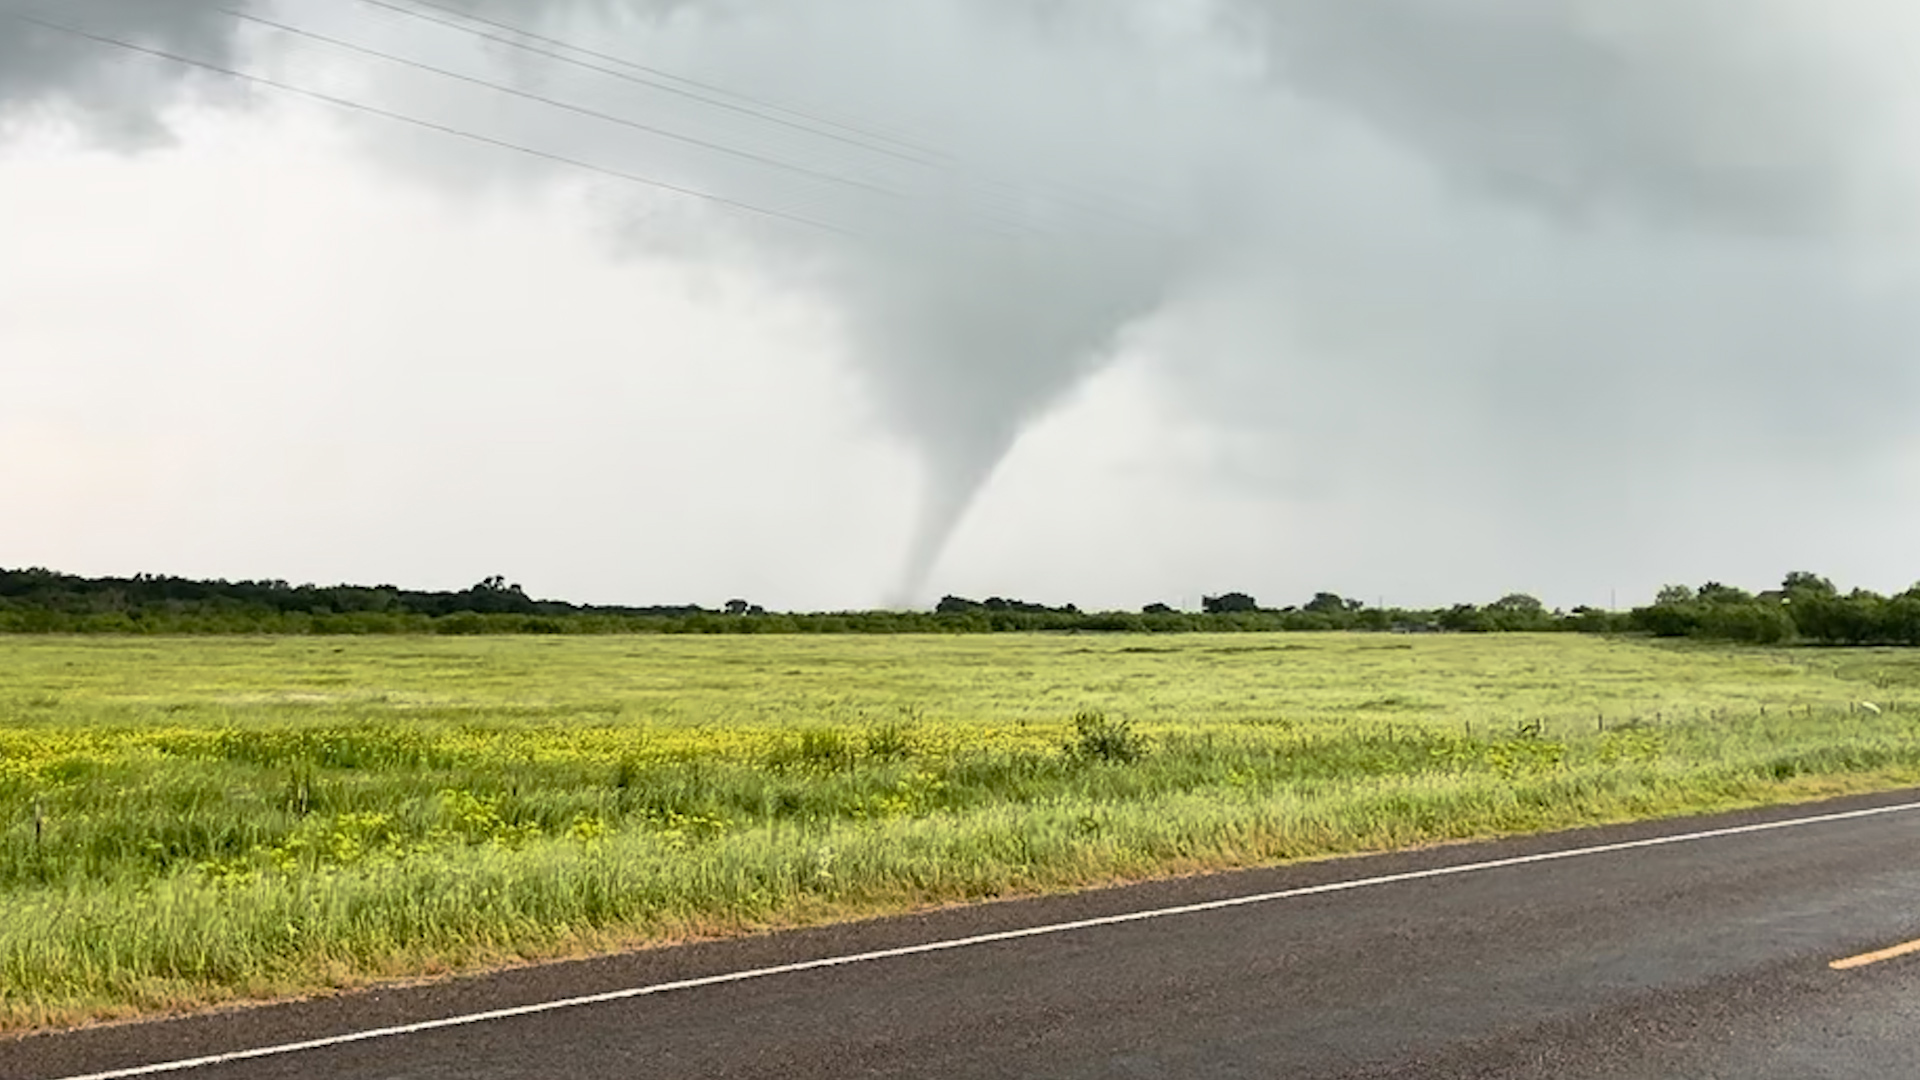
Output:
[
  {"xmin": 1064, "ymin": 711, "xmax": 1149, "ymax": 765},
  {"xmin": 1631, "ymin": 603, "xmax": 1699, "ymax": 638},
  {"xmin": 1695, "ymin": 603, "xmax": 1793, "ymax": 644}
]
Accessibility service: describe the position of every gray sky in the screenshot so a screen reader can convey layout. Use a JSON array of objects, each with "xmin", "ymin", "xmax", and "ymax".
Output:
[{"xmin": 4, "ymin": 0, "xmax": 1920, "ymax": 612}]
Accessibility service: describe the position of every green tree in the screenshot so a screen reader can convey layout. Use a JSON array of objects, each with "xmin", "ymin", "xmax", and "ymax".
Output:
[
  {"xmin": 1782, "ymin": 572, "xmax": 1836, "ymax": 598},
  {"xmin": 1654, "ymin": 584, "xmax": 1695, "ymax": 606},
  {"xmin": 1303, "ymin": 592, "xmax": 1353, "ymax": 615},
  {"xmin": 1203, "ymin": 593, "xmax": 1258, "ymax": 614},
  {"xmin": 1489, "ymin": 593, "xmax": 1544, "ymax": 614}
]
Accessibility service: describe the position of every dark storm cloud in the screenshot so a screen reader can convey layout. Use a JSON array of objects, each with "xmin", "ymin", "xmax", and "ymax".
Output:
[
  {"xmin": 0, "ymin": 1, "xmax": 253, "ymax": 143},
  {"xmin": 1223, "ymin": 0, "xmax": 1869, "ymax": 234},
  {"xmin": 1193, "ymin": 1, "xmax": 1920, "ymax": 497}
]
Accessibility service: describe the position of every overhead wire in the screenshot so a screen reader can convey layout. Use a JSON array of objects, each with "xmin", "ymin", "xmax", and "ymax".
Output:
[
  {"xmin": 341, "ymin": 0, "xmax": 1089, "ymax": 237},
  {"xmin": 7, "ymin": 1, "xmax": 1169, "ymax": 243},
  {"xmin": 1, "ymin": 7, "xmax": 857, "ymax": 237},
  {"xmin": 391, "ymin": 0, "xmax": 944, "ymax": 162},
  {"xmin": 245, "ymin": 4, "xmax": 1047, "ymax": 239},
  {"xmin": 337, "ymin": 0, "xmax": 1082, "ymax": 235},
  {"xmin": 356, "ymin": 0, "xmax": 938, "ymax": 167},
  {"xmin": 359, "ymin": 0, "xmax": 1171, "ymax": 234},
  {"xmin": 218, "ymin": 6, "xmax": 907, "ymax": 201}
]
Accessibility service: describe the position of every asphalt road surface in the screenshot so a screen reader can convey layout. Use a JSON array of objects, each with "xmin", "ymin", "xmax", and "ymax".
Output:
[{"xmin": 7, "ymin": 789, "xmax": 1920, "ymax": 1080}]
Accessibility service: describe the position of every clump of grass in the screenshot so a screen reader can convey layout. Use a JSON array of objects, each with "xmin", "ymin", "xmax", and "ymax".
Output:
[
  {"xmin": 1065, "ymin": 711, "xmax": 1149, "ymax": 765},
  {"xmin": 864, "ymin": 719, "xmax": 916, "ymax": 762},
  {"xmin": 766, "ymin": 728, "xmax": 857, "ymax": 772}
]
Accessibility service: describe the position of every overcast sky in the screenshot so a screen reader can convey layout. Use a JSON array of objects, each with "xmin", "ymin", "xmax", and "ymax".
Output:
[{"xmin": 5, "ymin": 0, "xmax": 1920, "ymax": 612}]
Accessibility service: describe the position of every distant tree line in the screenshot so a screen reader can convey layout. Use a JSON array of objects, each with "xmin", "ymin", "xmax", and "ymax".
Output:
[
  {"xmin": 0, "ymin": 566, "xmax": 1913, "ymax": 644},
  {"xmin": 0, "ymin": 568, "xmax": 700, "ymax": 632},
  {"xmin": 1626, "ymin": 572, "xmax": 1920, "ymax": 646}
]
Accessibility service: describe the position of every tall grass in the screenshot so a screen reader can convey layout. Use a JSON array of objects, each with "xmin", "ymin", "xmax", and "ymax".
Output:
[{"xmin": 1, "ymin": 634, "xmax": 1917, "ymax": 1029}]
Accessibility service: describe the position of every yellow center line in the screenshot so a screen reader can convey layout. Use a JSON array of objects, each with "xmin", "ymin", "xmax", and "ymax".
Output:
[{"xmin": 1831, "ymin": 938, "xmax": 1920, "ymax": 971}]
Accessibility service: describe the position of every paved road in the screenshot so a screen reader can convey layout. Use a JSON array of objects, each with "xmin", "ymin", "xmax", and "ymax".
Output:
[{"xmin": 7, "ymin": 789, "xmax": 1920, "ymax": 1080}]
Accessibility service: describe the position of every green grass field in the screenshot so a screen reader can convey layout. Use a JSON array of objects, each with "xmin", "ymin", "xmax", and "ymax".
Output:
[{"xmin": 4, "ymin": 633, "xmax": 1919, "ymax": 1030}]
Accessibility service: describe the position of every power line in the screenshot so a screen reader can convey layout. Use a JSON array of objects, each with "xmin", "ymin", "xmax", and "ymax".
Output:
[
  {"xmin": 360, "ymin": 0, "xmax": 1168, "ymax": 235},
  {"xmin": 2, "ymin": 8, "xmax": 855, "ymax": 236},
  {"xmin": 357, "ymin": 0, "xmax": 937, "ymax": 167},
  {"xmin": 347, "ymin": 0, "xmax": 1080, "ymax": 237},
  {"xmin": 220, "ymin": 7, "xmax": 905, "ymax": 201},
  {"xmin": 393, "ymin": 0, "xmax": 942, "ymax": 161}
]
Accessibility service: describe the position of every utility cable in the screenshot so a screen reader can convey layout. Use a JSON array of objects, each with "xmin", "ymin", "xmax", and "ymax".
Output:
[
  {"xmin": 360, "ymin": 0, "xmax": 1168, "ymax": 234},
  {"xmin": 2, "ymin": 8, "xmax": 855, "ymax": 236},
  {"xmin": 221, "ymin": 7, "xmax": 905, "ymax": 200},
  {"xmin": 357, "ymin": 0, "xmax": 937, "ymax": 166},
  {"xmin": 394, "ymin": 0, "xmax": 942, "ymax": 161},
  {"xmin": 346, "ymin": 0, "xmax": 1073, "ymax": 236}
]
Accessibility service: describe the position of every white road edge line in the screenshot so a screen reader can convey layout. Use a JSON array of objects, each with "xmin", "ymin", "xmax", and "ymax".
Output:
[{"xmin": 52, "ymin": 798, "xmax": 1920, "ymax": 1080}]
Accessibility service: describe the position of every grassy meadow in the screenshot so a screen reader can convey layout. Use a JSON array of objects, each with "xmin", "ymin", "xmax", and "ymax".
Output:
[{"xmin": 3, "ymin": 633, "xmax": 1920, "ymax": 1030}]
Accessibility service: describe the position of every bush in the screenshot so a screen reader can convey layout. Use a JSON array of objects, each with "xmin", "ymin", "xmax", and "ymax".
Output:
[
  {"xmin": 1631, "ymin": 603, "xmax": 1700, "ymax": 638},
  {"xmin": 1695, "ymin": 603, "xmax": 1793, "ymax": 644},
  {"xmin": 1064, "ymin": 711, "xmax": 1149, "ymax": 765}
]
